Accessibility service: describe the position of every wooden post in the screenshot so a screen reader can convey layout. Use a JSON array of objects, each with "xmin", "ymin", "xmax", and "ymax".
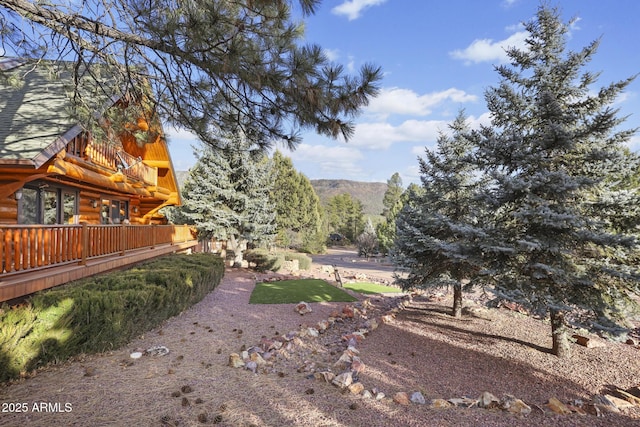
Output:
[
  {"xmin": 120, "ymin": 223, "xmax": 126, "ymax": 256},
  {"xmin": 334, "ymin": 266, "xmax": 343, "ymax": 287},
  {"xmin": 80, "ymin": 223, "xmax": 88, "ymax": 265}
]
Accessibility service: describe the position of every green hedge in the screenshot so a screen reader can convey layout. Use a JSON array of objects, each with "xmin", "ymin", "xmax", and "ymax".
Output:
[
  {"xmin": 0, "ymin": 253, "xmax": 224, "ymax": 383},
  {"xmin": 244, "ymin": 250, "xmax": 312, "ymax": 271}
]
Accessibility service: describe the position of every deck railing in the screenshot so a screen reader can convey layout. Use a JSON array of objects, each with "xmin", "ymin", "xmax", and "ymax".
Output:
[{"xmin": 0, "ymin": 224, "xmax": 195, "ymax": 275}]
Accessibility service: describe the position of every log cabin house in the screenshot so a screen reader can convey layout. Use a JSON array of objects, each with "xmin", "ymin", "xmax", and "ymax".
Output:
[{"xmin": 0, "ymin": 58, "xmax": 198, "ymax": 302}]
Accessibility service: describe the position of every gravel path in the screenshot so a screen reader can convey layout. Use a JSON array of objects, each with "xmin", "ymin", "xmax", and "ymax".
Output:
[{"xmin": 0, "ymin": 251, "xmax": 639, "ymax": 426}]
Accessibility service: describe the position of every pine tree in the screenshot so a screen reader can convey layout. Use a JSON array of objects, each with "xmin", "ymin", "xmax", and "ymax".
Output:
[
  {"xmin": 356, "ymin": 218, "xmax": 378, "ymax": 258},
  {"xmin": 325, "ymin": 193, "xmax": 364, "ymax": 242},
  {"xmin": 476, "ymin": 6, "xmax": 640, "ymax": 356},
  {"xmin": 270, "ymin": 150, "xmax": 324, "ymax": 252},
  {"xmin": 173, "ymin": 131, "xmax": 275, "ymax": 266},
  {"xmin": 394, "ymin": 111, "xmax": 486, "ymax": 317},
  {"xmin": 376, "ymin": 172, "xmax": 403, "ymax": 255},
  {"xmin": 1, "ymin": 0, "xmax": 382, "ymax": 150}
]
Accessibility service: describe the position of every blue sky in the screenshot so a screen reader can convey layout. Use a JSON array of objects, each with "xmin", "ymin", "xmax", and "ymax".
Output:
[{"xmin": 167, "ymin": 0, "xmax": 640, "ymax": 185}]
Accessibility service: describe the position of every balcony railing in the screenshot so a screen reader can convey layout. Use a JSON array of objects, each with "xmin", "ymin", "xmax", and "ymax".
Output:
[
  {"xmin": 85, "ymin": 143, "xmax": 158, "ymax": 186},
  {"xmin": 0, "ymin": 224, "xmax": 195, "ymax": 275}
]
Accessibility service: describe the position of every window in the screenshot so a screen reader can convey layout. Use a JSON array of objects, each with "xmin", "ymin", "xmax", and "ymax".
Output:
[
  {"xmin": 18, "ymin": 185, "xmax": 78, "ymax": 225},
  {"xmin": 101, "ymin": 198, "xmax": 129, "ymax": 224}
]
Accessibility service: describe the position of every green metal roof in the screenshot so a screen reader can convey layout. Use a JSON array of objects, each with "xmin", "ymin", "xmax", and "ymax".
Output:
[{"xmin": 0, "ymin": 59, "xmax": 82, "ymax": 167}]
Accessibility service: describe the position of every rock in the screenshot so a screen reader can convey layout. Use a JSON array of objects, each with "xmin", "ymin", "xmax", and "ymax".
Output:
[
  {"xmin": 145, "ymin": 345, "xmax": 170, "ymax": 356},
  {"xmin": 295, "ymin": 302, "xmax": 313, "ymax": 315},
  {"xmin": 604, "ymin": 394, "xmax": 636, "ymax": 409},
  {"xmin": 250, "ymin": 352, "xmax": 266, "ymax": 366},
  {"xmin": 381, "ymin": 314, "xmax": 395, "ymax": 323},
  {"xmin": 615, "ymin": 388, "xmax": 640, "ymax": 406},
  {"xmin": 375, "ymin": 392, "xmax": 386, "ymax": 401},
  {"xmin": 393, "ymin": 392, "xmax": 410, "ymax": 405},
  {"xmin": 547, "ymin": 397, "xmax": 572, "ymax": 415},
  {"xmin": 505, "ymin": 398, "xmax": 532, "ymax": 415},
  {"xmin": 241, "ymin": 350, "xmax": 249, "ymax": 361},
  {"xmin": 342, "ymin": 306, "xmax": 355, "ymax": 319},
  {"xmin": 334, "ymin": 352, "xmax": 353, "ymax": 370},
  {"xmin": 448, "ymin": 397, "xmax": 478, "ymax": 408},
  {"xmin": 332, "ymin": 372, "xmax": 353, "ymax": 389},
  {"xmin": 130, "ymin": 351, "xmax": 143, "ymax": 359},
  {"xmin": 228, "ymin": 353, "xmax": 245, "ymax": 368},
  {"xmin": 245, "ymin": 361, "xmax": 258, "ymax": 373},
  {"xmin": 430, "ymin": 399, "xmax": 453, "ymax": 409},
  {"xmin": 364, "ymin": 318, "xmax": 379, "ymax": 331},
  {"xmin": 478, "ymin": 391, "xmax": 500, "ymax": 409},
  {"xmin": 317, "ymin": 320, "xmax": 329, "ymax": 332},
  {"xmin": 349, "ymin": 382, "xmax": 365, "ymax": 395},
  {"xmin": 314, "ymin": 371, "xmax": 335, "ymax": 383},
  {"xmin": 362, "ymin": 390, "xmax": 373, "ymax": 399},
  {"xmin": 410, "ymin": 392, "xmax": 426, "ymax": 404},
  {"xmin": 351, "ymin": 357, "xmax": 366, "ymax": 374},
  {"xmin": 572, "ymin": 334, "xmax": 606, "ymax": 348},
  {"xmin": 306, "ymin": 328, "xmax": 319, "ymax": 338}
]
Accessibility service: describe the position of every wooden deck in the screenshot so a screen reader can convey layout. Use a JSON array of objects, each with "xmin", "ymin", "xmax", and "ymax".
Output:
[{"xmin": 0, "ymin": 224, "xmax": 198, "ymax": 302}]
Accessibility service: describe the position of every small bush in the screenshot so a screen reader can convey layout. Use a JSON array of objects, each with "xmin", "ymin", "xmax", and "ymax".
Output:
[
  {"xmin": 0, "ymin": 253, "xmax": 224, "ymax": 383},
  {"xmin": 244, "ymin": 249, "xmax": 284, "ymax": 272},
  {"xmin": 284, "ymin": 252, "xmax": 312, "ymax": 270}
]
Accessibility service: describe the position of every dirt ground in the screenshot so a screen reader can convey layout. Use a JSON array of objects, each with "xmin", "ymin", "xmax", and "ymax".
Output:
[{"xmin": 0, "ymin": 249, "xmax": 639, "ymax": 427}]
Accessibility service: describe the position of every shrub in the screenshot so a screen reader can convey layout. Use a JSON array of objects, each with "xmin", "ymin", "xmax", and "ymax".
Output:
[
  {"xmin": 244, "ymin": 249, "xmax": 284, "ymax": 272},
  {"xmin": 0, "ymin": 253, "xmax": 224, "ymax": 383},
  {"xmin": 284, "ymin": 252, "xmax": 312, "ymax": 270}
]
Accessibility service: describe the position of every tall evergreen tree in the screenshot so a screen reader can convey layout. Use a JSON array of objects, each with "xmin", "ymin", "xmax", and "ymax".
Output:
[
  {"xmin": 172, "ymin": 131, "xmax": 275, "ymax": 266},
  {"xmin": 476, "ymin": 6, "xmax": 640, "ymax": 356},
  {"xmin": 325, "ymin": 193, "xmax": 364, "ymax": 242},
  {"xmin": 270, "ymin": 150, "xmax": 324, "ymax": 252},
  {"xmin": 394, "ymin": 112, "xmax": 486, "ymax": 317},
  {"xmin": 1, "ymin": 1, "xmax": 382, "ymax": 151},
  {"xmin": 376, "ymin": 172, "xmax": 404, "ymax": 255}
]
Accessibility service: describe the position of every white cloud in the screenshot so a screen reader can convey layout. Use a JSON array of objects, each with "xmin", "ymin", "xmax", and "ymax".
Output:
[
  {"xmin": 324, "ymin": 48, "xmax": 340, "ymax": 62},
  {"xmin": 450, "ymin": 30, "xmax": 528, "ymax": 65},
  {"xmin": 288, "ymin": 143, "xmax": 364, "ymax": 177},
  {"xmin": 332, "ymin": 0, "xmax": 387, "ymax": 21},
  {"xmin": 367, "ymin": 87, "xmax": 478, "ymax": 118},
  {"xmin": 348, "ymin": 119, "xmax": 449, "ymax": 150}
]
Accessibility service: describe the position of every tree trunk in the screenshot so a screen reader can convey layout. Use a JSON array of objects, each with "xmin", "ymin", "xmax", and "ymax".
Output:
[
  {"xmin": 228, "ymin": 235, "xmax": 247, "ymax": 267},
  {"xmin": 550, "ymin": 308, "xmax": 571, "ymax": 358},
  {"xmin": 452, "ymin": 282, "xmax": 463, "ymax": 318}
]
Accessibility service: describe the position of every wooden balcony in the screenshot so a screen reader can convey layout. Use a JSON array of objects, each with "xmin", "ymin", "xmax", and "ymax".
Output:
[
  {"xmin": 84, "ymin": 142, "xmax": 158, "ymax": 186},
  {"xmin": 0, "ymin": 224, "xmax": 198, "ymax": 302}
]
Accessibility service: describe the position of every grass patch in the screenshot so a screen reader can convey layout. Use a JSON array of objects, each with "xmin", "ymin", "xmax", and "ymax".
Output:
[
  {"xmin": 249, "ymin": 279, "xmax": 357, "ymax": 304},
  {"xmin": 343, "ymin": 282, "xmax": 402, "ymax": 295}
]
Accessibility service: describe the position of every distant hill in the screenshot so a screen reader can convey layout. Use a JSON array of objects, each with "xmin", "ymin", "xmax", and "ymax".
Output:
[
  {"xmin": 310, "ymin": 179, "xmax": 386, "ymax": 217},
  {"xmin": 175, "ymin": 172, "xmax": 387, "ymax": 218}
]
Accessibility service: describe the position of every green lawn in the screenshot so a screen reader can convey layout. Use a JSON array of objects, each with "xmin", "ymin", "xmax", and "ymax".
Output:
[
  {"xmin": 343, "ymin": 282, "xmax": 403, "ymax": 295},
  {"xmin": 249, "ymin": 279, "xmax": 357, "ymax": 304}
]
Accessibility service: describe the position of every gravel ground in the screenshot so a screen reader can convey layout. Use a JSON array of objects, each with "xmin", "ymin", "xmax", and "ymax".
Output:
[{"xmin": 0, "ymin": 251, "xmax": 639, "ymax": 427}]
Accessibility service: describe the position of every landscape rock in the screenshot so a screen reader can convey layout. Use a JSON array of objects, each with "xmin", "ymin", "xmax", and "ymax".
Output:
[
  {"xmin": 332, "ymin": 372, "xmax": 353, "ymax": 389},
  {"xmin": 572, "ymin": 334, "xmax": 606, "ymax": 348},
  {"xmin": 245, "ymin": 361, "xmax": 258, "ymax": 373},
  {"xmin": 393, "ymin": 392, "xmax": 410, "ymax": 405},
  {"xmin": 547, "ymin": 397, "xmax": 572, "ymax": 415},
  {"xmin": 362, "ymin": 390, "xmax": 373, "ymax": 399},
  {"xmin": 229, "ymin": 353, "xmax": 245, "ymax": 368},
  {"xmin": 145, "ymin": 345, "xmax": 170, "ymax": 356},
  {"xmin": 295, "ymin": 302, "xmax": 313, "ymax": 315},
  {"xmin": 349, "ymin": 382, "xmax": 365, "ymax": 395},
  {"xmin": 478, "ymin": 391, "xmax": 500, "ymax": 409},
  {"xmin": 430, "ymin": 399, "xmax": 453, "ymax": 409},
  {"xmin": 448, "ymin": 397, "xmax": 478, "ymax": 408},
  {"xmin": 314, "ymin": 371, "xmax": 335, "ymax": 383},
  {"xmin": 342, "ymin": 306, "xmax": 355, "ymax": 319},
  {"xmin": 250, "ymin": 352, "xmax": 266, "ymax": 366},
  {"xmin": 604, "ymin": 394, "xmax": 636, "ymax": 409},
  {"xmin": 410, "ymin": 391, "xmax": 426, "ymax": 404}
]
